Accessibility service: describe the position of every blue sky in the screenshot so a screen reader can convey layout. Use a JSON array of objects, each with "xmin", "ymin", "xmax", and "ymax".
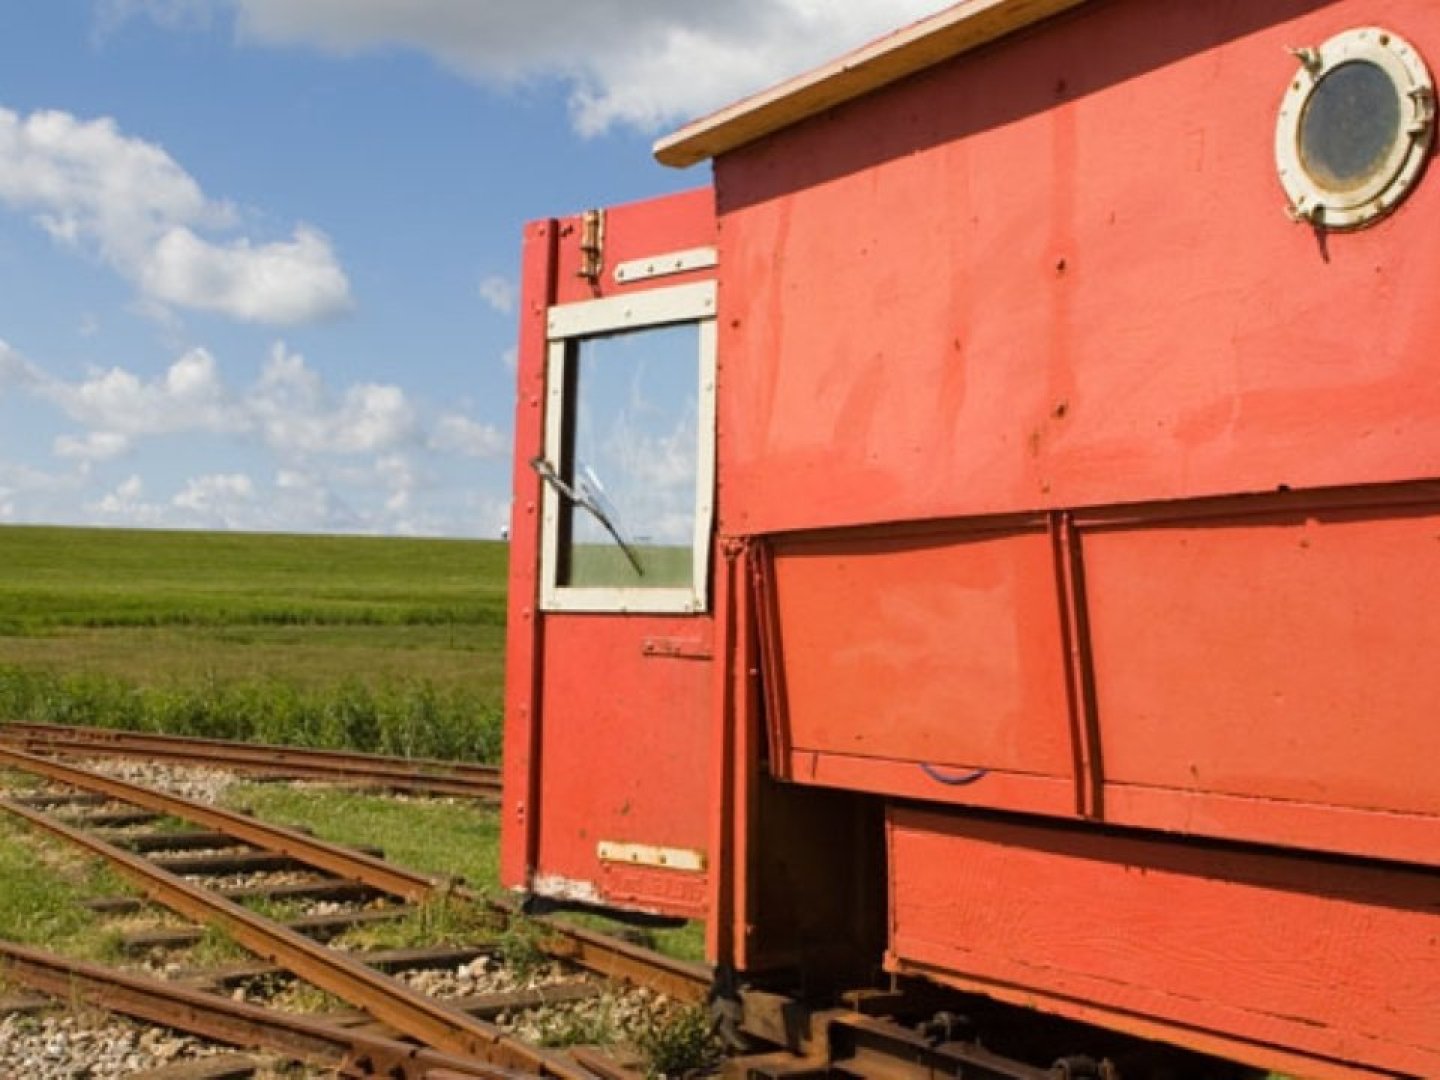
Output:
[{"xmin": 0, "ymin": 1, "xmax": 947, "ymax": 537}]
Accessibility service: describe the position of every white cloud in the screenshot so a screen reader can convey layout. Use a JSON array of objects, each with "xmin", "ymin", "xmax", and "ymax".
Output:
[
  {"xmin": 5, "ymin": 336, "xmax": 511, "ymax": 535},
  {"xmin": 14, "ymin": 336, "xmax": 490, "ymax": 465},
  {"xmin": 0, "ymin": 460, "xmax": 88, "ymax": 522},
  {"xmin": 430, "ymin": 413, "xmax": 505, "ymax": 459},
  {"xmin": 44, "ymin": 347, "xmax": 246, "ymax": 438},
  {"xmin": 55, "ymin": 430, "xmax": 131, "ymax": 462},
  {"xmin": 140, "ymin": 224, "xmax": 351, "ymax": 325},
  {"xmin": 174, "ymin": 471, "xmax": 255, "ymax": 513},
  {"xmin": 114, "ymin": 474, "xmax": 144, "ymax": 501},
  {"xmin": 0, "ymin": 339, "xmax": 45, "ymax": 390},
  {"xmin": 102, "ymin": 1, "xmax": 953, "ymax": 136},
  {"xmin": 501, "ymin": 345, "xmax": 518, "ymax": 373},
  {"xmin": 375, "ymin": 453, "xmax": 415, "ymax": 512},
  {"xmin": 252, "ymin": 343, "xmax": 415, "ymax": 455},
  {"xmin": 0, "ymin": 106, "xmax": 352, "ymax": 323},
  {"xmin": 92, "ymin": 474, "xmax": 162, "ymax": 522},
  {"xmin": 478, "ymin": 274, "xmax": 516, "ymax": 315}
]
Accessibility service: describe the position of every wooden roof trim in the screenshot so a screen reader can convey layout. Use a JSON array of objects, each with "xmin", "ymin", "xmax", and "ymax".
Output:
[{"xmin": 654, "ymin": 0, "xmax": 1091, "ymax": 168}]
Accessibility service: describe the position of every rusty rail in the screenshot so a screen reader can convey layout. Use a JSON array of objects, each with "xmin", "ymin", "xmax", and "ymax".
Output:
[
  {"xmin": 0, "ymin": 740, "xmax": 711, "ymax": 1004},
  {"xmin": 0, "ymin": 795, "xmax": 589, "ymax": 1077},
  {"xmin": 523, "ymin": 914, "xmax": 709, "ymax": 1006},
  {"xmin": 0, "ymin": 940, "xmax": 520, "ymax": 1079},
  {"xmin": 0, "ymin": 721, "xmax": 500, "ymax": 799},
  {"xmin": 0, "ymin": 748, "xmax": 709, "ymax": 1077},
  {"xmin": 0, "ymin": 745, "xmax": 442, "ymax": 901}
]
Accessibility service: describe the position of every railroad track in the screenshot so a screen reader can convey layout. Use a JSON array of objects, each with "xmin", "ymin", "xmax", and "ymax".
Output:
[
  {"xmin": 0, "ymin": 746, "xmax": 709, "ymax": 1078},
  {"xmin": 0, "ymin": 732, "xmax": 1244, "ymax": 1079},
  {"xmin": 0, "ymin": 721, "xmax": 502, "ymax": 799}
]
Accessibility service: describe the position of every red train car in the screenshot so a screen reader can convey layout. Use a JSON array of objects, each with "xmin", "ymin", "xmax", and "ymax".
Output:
[{"xmin": 502, "ymin": 2, "xmax": 1440, "ymax": 1076}]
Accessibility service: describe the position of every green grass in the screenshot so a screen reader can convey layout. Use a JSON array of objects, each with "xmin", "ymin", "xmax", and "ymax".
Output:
[
  {"xmin": 0, "ymin": 812, "xmax": 123, "ymax": 960},
  {"xmin": 0, "ymin": 525, "xmax": 507, "ymax": 636},
  {"xmin": 565, "ymin": 542, "xmax": 692, "ymax": 589},
  {"xmin": 0, "ymin": 524, "xmax": 710, "ymax": 974},
  {"xmin": 548, "ymin": 909, "xmax": 706, "ymax": 966},
  {"xmin": 335, "ymin": 895, "xmax": 500, "ymax": 953},
  {"xmin": 0, "ymin": 525, "xmax": 508, "ymax": 760},
  {"xmin": 633, "ymin": 1004, "xmax": 723, "ymax": 1077},
  {"xmin": 223, "ymin": 783, "xmax": 707, "ymax": 964},
  {"xmin": 0, "ymin": 668, "xmax": 501, "ymax": 761},
  {"xmin": 223, "ymin": 783, "xmax": 502, "ymax": 891}
]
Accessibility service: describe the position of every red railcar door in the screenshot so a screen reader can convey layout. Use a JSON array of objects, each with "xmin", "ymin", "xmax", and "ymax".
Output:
[{"xmin": 501, "ymin": 188, "xmax": 718, "ymax": 919}]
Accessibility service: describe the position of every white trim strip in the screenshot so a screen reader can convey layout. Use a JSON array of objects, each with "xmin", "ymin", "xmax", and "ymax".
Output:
[
  {"xmin": 613, "ymin": 246, "xmax": 719, "ymax": 285},
  {"xmin": 598, "ymin": 841, "xmax": 707, "ymax": 873},
  {"xmin": 547, "ymin": 281, "xmax": 716, "ymax": 340}
]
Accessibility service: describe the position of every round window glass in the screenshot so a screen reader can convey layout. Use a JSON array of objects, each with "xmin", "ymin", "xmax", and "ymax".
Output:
[
  {"xmin": 1298, "ymin": 60, "xmax": 1402, "ymax": 193},
  {"xmin": 1275, "ymin": 27, "xmax": 1435, "ymax": 230}
]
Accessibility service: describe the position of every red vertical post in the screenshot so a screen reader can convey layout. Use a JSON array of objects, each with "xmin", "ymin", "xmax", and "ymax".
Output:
[
  {"xmin": 704, "ymin": 542, "xmax": 738, "ymax": 966},
  {"xmin": 500, "ymin": 219, "xmax": 558, "ymax": 892}
]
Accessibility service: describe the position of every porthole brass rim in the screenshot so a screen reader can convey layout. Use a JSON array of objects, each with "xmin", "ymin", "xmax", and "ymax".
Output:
[{"xmin": 1275, "ymin": 27, "xmax": 1435, "ymax": 230}]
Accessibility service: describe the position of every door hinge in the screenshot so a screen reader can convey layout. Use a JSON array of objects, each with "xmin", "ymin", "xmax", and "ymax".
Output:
[{"xmin": 578, "ymin": 208, "xmax": 605, "ymax": 283}]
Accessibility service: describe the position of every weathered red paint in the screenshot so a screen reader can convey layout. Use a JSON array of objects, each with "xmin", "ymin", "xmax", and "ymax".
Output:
[
  {"xmin": 713, "ymin": 1, "xmax": 1440, "ymax": 855},
  {"xmin": 508, "ymin": 0, "xmax": 1440, "ymax": 1073},
  {"xmin": 499, "ymin": 218, "xmax": 556, "ymax": 893},
  {"xmin": 888, "ymin": 806, "xmax": 1440, "ymax": 1078},
  {"xmin": 501, "ymin": 188, "xmax": 718, "ymax": 918}
]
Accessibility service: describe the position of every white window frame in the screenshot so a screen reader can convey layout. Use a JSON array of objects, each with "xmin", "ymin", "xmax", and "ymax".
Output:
[{"xmin": 539, "ymin": 280, "xmax": 717, "ymax": 614}]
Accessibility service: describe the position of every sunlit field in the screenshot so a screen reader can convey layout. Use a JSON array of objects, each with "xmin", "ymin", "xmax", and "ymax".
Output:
[{"xmin": 0, "ymin": 525, "xmax": 509, "ymax": 761}]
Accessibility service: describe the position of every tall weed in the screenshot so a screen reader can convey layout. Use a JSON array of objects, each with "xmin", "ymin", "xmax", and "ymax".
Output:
[{"xmin": 0, "ymin": 666, "xmax": 502, "ymax": 763}]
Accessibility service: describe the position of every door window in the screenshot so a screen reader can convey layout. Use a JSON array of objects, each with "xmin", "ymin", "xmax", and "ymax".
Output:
[{"xmin": 538, "ymin": 281, "xmax": 716, "ymax": 612}]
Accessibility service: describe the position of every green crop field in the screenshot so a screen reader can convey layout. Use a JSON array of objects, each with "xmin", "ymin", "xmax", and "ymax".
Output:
[{"xmin": 0, "ymin": 525, "xmax": 510, "ymax": 761}]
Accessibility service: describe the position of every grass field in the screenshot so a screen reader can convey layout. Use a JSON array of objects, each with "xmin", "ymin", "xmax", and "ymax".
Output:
[
  {"xmin": 0, "ymin": 523, "xmax": 711, "ymax": 976},
  {"xmin": 0, "ymin": 525, "xmax": 509, "ymax": 760}
]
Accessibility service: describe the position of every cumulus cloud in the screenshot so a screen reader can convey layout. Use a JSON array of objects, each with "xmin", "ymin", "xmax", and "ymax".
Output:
[
  {"xmin": 3, "ymin": 336, "xmax": 509, "ymax": 534},
  {"xmin": 54, "ymin": 430, "xmax": 131, "ymax": 463},
  {"xmin": 252, "ymin": 343, "xmax": 416, "ymax": 455},
  {"xmin": 430, "ymin": 413, "xmax": 505, "ymax": 458},
  {"xmin": 43, "ymin": 347, "xmax": 246, "ymax": 438},
  {"xmin": 174, "ymin": 471, "xmax": 255, "ymax": 513},
  {"xmin": 140, "ymin": 225, "xmax": 352, "ymax": 324},
  {"xmin": 0, "ymin": 460, "xmax": 88, "ymax": 523},
  {"xmin": 98, "ymin": 0, "xmax": 953, "ymax": 136},
  {"xmin": 0, "ymin": 106, "xmax": 352, "ymax": 323},
  {"xmin": 92, "ymin": 474, "xmax": 159, "ymax": 521}
]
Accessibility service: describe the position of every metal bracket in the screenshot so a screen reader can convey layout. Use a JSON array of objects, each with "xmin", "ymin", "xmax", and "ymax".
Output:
[
  {"xmin": 614, "ymin": 246, "xmax": 718, "ymax": 284},
  {"xmin": 577, "ymin": 208, "xmax": 605, "ymax": 283}
]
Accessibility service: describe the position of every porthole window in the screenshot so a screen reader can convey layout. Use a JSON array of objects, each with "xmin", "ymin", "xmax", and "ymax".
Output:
[{"xmin": 1276, "ymin": 27, "xmax": 1435, "ymax": 229}]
